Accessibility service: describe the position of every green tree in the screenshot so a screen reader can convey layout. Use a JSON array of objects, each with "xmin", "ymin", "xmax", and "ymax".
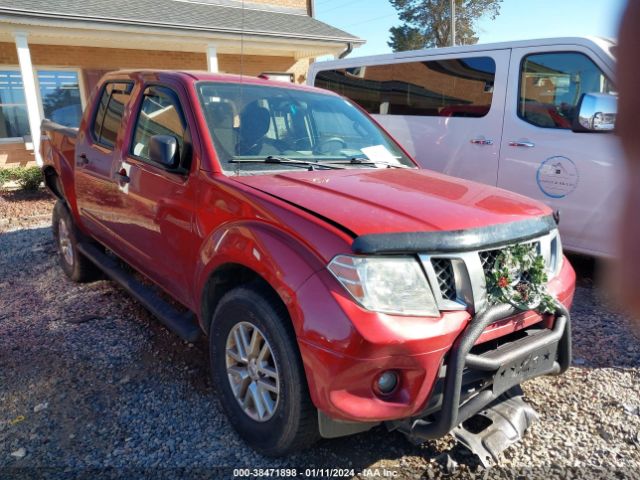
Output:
[{"xmin": 388, "ymin": 0, "xmax": 502, "ymax": 51}]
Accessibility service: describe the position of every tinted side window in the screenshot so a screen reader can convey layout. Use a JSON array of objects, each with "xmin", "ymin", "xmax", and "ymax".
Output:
[
  {"xmin": 131, "ymin": 86, "xmax": 186, "ymax": 162},
  {"xmin": 92, "ymin": 82, "xmax": 132, "ymax": 148},
  {"xmin": 314, "ymin": 57, "xmax": 496, "ymax": 118},
  {"xmin": 315, "ymin": 65, "xmax": 390, "ymax": 114},
  {"xmin": 519, "ymin": 52, "xmax": 615, "ymax": 129},
  {"xmin": 92, "ymin": 87, "xmax": 110, "ymax": 142},
  {"xmin": 101, "ymin": 89, "xmax": 131, "ymax": 146}
]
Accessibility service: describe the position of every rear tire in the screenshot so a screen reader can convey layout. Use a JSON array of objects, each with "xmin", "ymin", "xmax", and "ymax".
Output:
[
  {"xmin": 52, "ymin": 200, "xmax": 100, "ymax": 283},
  {"xmin": 210, "ymin": 285, "xmax": 319, "ymax": 456}
]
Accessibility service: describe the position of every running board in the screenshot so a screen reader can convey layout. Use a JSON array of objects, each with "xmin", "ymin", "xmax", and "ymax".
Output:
[
  {"xmin": 451, "ymin": 386, "xmax": 538, "ymax": 467},
  {"xmin": 77, "ymin": 243, "xmax": 201, "ymax": 342}
]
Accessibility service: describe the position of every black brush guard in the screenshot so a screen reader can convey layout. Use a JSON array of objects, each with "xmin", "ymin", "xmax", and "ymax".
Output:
[{"xmin": 399, "ymin": 302, "xmax": 571, "ymax": 441}]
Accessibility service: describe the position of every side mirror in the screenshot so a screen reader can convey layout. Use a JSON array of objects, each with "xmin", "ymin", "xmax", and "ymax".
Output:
[
  {"xmin": 572, "ymin": 93, "xmax": 617, "ymax": 133},
  {"xmin": 149, "ymin": 135, "xmax": 179, "ymax": 168}
]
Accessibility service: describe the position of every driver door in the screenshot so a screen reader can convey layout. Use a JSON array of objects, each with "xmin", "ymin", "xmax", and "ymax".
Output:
[{"xmin": 110, "ymin": 83, "xmax": 197, "ymax": 305}]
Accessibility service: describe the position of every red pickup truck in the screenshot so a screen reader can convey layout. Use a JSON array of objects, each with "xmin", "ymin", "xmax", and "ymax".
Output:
[{"xmin": 41, "ymin": 71, "xmax": 575, "ymax": 460}]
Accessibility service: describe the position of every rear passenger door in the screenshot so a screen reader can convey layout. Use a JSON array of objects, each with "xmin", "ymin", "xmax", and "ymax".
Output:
[
  {"xmin": 111, "ymin": 84, "xmax": 197, "ymax": 306},
  {"xmin": 314, "ymin": 50, "xmax": 510, "ymax": 185},
  {"xmin": 498, "ymin": 47, "xmax": 621, "ymax": 256},
  {"xmin": 75, "ymin": 81, "xmax": 133, "ymax": 245}
]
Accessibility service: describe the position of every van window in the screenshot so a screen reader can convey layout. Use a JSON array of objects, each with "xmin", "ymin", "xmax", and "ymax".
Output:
[
  {"xmin": 131, "ymin": 86, "xmax": 186, "ymax": 163},
  {"xmin": 518, "ymin": 52, "xmax": 616, "ymax": 129},
  {"xmin": 92, "ymin": 82, "xmax": 133, "ymax": 148},
  {"xmin": 314, "ymin": 57, "xmax": 496, "ymax": 118}
]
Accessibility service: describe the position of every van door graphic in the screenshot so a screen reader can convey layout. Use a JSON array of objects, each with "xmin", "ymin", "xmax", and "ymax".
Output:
[{"xmin": 536, "ymin": 156, "xmax": 579, "ymax": 199}]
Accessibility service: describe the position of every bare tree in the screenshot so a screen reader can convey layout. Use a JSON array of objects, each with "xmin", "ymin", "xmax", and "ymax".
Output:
[{"xmin": 388, "ymin": 0, "xmax": 502, "ymax": 51}]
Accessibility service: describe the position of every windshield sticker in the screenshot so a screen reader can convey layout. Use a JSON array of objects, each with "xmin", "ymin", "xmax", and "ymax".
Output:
[
  {"xmin": 536, "ymin": 156, "xmax": 579, "ymax": 198},
  {"xmin": 361, "ymin": 145, "xmax": 400, "ymax": 167}
]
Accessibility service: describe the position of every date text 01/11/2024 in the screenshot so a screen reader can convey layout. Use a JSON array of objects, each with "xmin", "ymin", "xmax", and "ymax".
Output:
[{"xmin": 233, "ymin": 468, "xmax": 399, "ymax": 478}]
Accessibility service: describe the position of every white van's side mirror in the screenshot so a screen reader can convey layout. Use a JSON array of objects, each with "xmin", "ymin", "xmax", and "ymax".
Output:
[{"xmin": 573, "ymin": 93, "xmax": 617, "ymax": 133}]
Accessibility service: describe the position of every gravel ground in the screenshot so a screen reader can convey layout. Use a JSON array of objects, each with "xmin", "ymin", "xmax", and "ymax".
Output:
[
  {"xmin": 1, "ymin": 191, "xmax": 639, "ymax": 479},
  {"xmin": 0, "ymin": 189, "xmax": 54, "ymax": 232}
]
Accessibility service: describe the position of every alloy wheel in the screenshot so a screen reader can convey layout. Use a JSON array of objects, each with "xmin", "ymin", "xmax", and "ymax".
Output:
[
  {"xmin": 225, "ymin": 321, "xmax": 280, "ymax": 422},
  {"xmin": 58, "ymin": 218, "xmax": 74, "ymax": 267}
]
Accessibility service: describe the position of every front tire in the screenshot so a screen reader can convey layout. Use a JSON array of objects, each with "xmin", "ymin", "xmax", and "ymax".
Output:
[
  {"xmin": 52, "ymin": 200, "xmax": 100, "ymax": 283},
  {"xmin": 210, "ymin": 285, "xmax": 319, "ymax": 456}
]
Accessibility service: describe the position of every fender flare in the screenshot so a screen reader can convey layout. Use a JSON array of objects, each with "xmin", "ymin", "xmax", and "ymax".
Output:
[{"xmin": 194, "ymin": 220, "xmax": 329, "ymax": 334}]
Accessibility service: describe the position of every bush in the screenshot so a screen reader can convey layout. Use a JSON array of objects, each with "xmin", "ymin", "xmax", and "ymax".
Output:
[
  {"xmin": 15, "ymin": 167, "xmax": 44, "ymax": 191},
  {"xmin": 0, "ymin": 168, "xmax": 12, "ymax": 185},
  {"xmin": 0, "ymin": 166, "xmax": 43, "ymax": 191}
]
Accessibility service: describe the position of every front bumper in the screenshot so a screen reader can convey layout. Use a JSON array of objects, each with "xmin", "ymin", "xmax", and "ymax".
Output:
[
  {"xmin": 295, "ymin": 258, "xmax": 575, "ymax": 425},
  {"xmin": 393, "ymin": 301, "xmax": 571, "ymax": 440}
]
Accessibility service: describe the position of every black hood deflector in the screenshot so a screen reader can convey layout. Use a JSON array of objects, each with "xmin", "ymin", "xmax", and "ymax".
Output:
[{"xmin": 352, "ymin": 215, "xmax": 557, "ymax": 255}]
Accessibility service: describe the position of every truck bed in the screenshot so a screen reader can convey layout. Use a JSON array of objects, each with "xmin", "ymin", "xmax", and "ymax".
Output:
[{"xmin": 40, "ymin": 119, "xmax": 80, "ymax": 207}]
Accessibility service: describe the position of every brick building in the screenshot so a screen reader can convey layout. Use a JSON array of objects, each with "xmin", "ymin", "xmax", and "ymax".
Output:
[{"xmin": 0, "ymin": 0, "xmax": 362, "ymax": 166}]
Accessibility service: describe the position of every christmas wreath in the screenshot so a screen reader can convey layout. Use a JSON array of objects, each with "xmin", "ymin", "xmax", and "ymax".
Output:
[{"xmin": 486, "ymin": 243, "xmax": 557, "ymax": 313}]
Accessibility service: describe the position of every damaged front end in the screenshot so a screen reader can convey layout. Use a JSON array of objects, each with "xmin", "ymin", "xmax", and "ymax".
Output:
[{"xmin": 388, "ymin": 302, "xmax": 571, "ymax": 466}]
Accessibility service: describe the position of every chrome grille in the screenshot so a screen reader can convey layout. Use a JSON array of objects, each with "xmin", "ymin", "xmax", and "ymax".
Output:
[
  {"xmin": 479, "ymin": 242, "xmax": 541, "ymax": 278},
  {"xmin": 479, "ymin": 249, "xmax": 501, "ymax": 277},
  {"xmin": 431, "ymin": 258, "xmax": 456, "ymax": 301},
  {"xmin": 420, "ymin": 238, "xmax": 550, "ymax": 313}
]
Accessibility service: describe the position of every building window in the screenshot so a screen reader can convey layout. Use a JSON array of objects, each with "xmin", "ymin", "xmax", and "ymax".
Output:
[
  {"xmin": 37, "ymin": 70, "xmax": 82, "ymax": 128},
  {"xmin": 0, "ymin": 70, "xmax": 30, "ymax": 140}
]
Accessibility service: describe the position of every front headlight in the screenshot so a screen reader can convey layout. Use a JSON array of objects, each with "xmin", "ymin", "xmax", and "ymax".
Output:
[{"xmin": 327, "ymin": 255, "xmax": 439, "ymax": 317}]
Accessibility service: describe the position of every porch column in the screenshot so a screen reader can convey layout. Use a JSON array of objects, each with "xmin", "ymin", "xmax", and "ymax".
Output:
[
  {"xmin": 14, "ymin": 32, "xmax": 42, "ymax": 166},
  {"xmin": 207, "ymin": 44, "xmax": 219, "ymax": 73}
]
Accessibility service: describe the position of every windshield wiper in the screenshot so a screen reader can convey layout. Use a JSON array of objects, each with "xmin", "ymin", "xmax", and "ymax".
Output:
[
  {"xmin": 320, "ymin": 158, "xmax": 412, "ymax": 169},
  {"xmin": 230, "ymin": 155, "xmax": 346, "ymax": 170}
]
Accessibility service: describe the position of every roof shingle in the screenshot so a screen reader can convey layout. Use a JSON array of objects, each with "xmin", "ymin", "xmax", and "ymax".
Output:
[{"xmin": 0, "ymin": 0, "xmax": 363, "ymax": 43}]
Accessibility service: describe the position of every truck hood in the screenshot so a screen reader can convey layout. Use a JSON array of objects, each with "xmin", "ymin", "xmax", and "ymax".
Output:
[{"xmin": 233, "ymin": 169, "xmax": 551, "ymax": 237}]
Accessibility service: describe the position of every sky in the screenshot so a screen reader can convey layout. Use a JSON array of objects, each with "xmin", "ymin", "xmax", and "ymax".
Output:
[{"xmin": 315, "ymin": 0, "xmax": 627, "ymax": 58}]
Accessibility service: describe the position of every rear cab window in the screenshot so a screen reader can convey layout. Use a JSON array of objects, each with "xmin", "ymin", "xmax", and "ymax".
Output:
[
  {"xmin": 314, "ymin": 56, "xmax": 496, "ymax": 118},
  {"xmin": 518, "ymin": 52, "xmax": 616, "ymax": 129},
  {"xmin": 91, "ymin": 81, "xmax": 133, "ymax": 148}
]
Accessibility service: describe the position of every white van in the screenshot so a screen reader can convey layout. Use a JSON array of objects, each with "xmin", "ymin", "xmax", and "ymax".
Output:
[{"xmin": 308, "ymin": 37, "xmax": 620, "ymax": 258}]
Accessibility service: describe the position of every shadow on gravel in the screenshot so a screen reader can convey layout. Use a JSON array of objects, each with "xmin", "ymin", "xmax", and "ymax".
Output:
[
  {"xmin": 0, "ymin": 190, "xmax": 53, "ymax": 203},
  {"xmin": 0, "ymin": 226, "xmax": 53, "ymax": 276}
]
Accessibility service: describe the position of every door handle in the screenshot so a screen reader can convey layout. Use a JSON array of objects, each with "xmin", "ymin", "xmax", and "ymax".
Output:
[
  {"xmin": 76, "ymin": 153, "xmax": 89, "ymax": 167},
  {"xmin": 470, "ymin": 138, "xmax": 494, "ymax": 146},
  {"xmin": 116, "ymin": 168, "xmax": 130, "ymax": 184},
  {"xmin": 509, "ymin": 141, "xmax": 535, "ymax": 148}
]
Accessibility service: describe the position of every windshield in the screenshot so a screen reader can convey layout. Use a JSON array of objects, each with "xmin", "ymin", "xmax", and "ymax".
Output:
[{"xmin": 197, "ymin": 82, "xmax": 416, "ymax": 174}]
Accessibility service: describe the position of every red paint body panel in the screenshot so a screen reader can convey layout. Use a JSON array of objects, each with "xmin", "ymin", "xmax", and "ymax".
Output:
[
  {"xmin": 235, "ymin": 169, "xmax": 551, "ymax": 236},
  {"xmin": 295, "ymin": 259, "xmax": 575, "ymax": 421},
  {"xmin": 41, "ymin": 70, "xmax": 576, "ymax": 425}
]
